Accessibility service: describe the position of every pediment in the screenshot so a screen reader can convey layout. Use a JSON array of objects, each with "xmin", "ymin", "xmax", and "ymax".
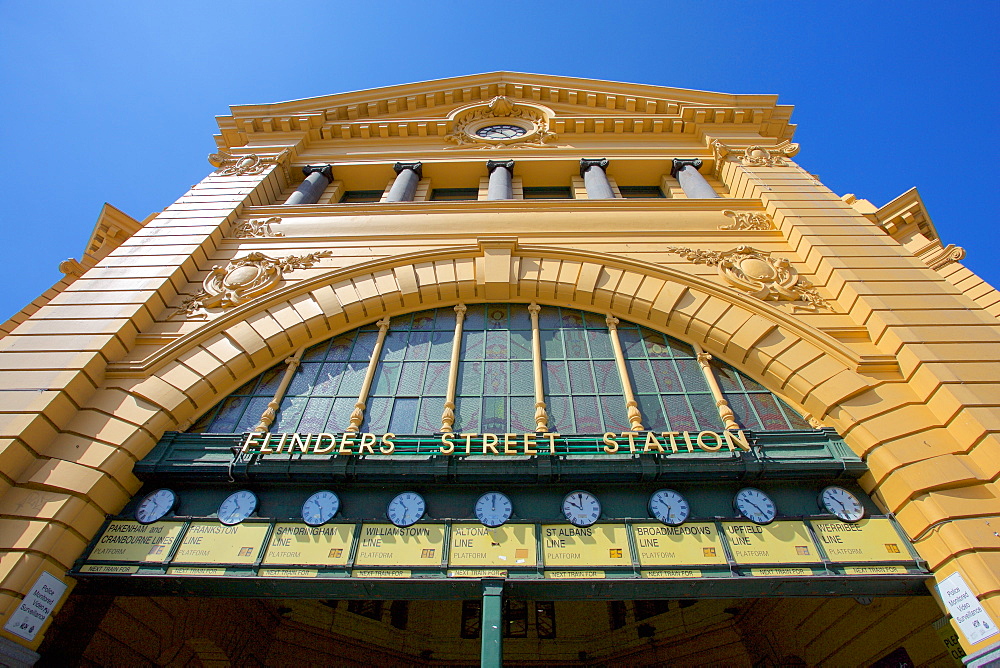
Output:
[{"xmin": 215, "ymin": 72, "xmax": 796, "ymax": 149}]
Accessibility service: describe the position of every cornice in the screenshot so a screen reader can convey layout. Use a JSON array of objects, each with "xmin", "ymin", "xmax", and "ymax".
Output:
[{"xmin": 215, "ymin": 73, "xmax": 795, "ymax": 151}]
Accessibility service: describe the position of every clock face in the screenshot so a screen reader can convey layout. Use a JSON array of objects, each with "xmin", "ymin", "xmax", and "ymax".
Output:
[
  {"xmin": 562, "ymin": 490, "xmax": 601, "ymax": 527},
  {"xmin": 301, "ymin": 490, "xmax": 340, "ymax": 526},
  {"xmin": 476, "ymin": 124, "xmax": 527, "ymax": 140},
  {"xmin": 135, "ymin": 488, "xmax": 176, "ymax": 524},
  {"xmin": 218, "ymin": 490, "xmax": 258, "ymax": 525},
  {"xmin": 648, "ymin": 489, "xmax": 690, "ymax": 526},
  {"xmin": 475, "ymin": 492, "xmax": 513, "ymax": 527},
  {"xmin": 734, "ymin": 487, "xmax": 777, "ymax": 525},
  {"xmin": 387, "ymin": 492, "xmax": 425, "ymax": 527},
  {"xmin": 819, "ymin": 486, "xmax": 865, "ymax": 522}
]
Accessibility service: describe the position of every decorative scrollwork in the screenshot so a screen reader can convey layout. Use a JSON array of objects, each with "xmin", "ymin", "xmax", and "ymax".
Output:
[
  {"xmin": 208, "ymin": 149, "xmax": 290, "ymax": 176},
  {"xmin": 173, "ymin": 250, "xmax": 332, "ymax": 318},
  {"xmin": 720, "ymin": 210, "xmax": 775, "ymax": 231},
  {"xmin": 712, "ymin": 140, "xmax": 800, "ymax": 168},
  {"xmin": 664, "ymin": 245, "xmax": 830, "ymax": 310},
  {"xmin": 232, "ymin": 217, "xmax": 284, "ymax": 239},
  {"xmin": 445, "ymin": 96, "xmax": 557, "ymax": 149}
]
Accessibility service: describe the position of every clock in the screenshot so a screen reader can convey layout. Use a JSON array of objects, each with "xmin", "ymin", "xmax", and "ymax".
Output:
[
  {"xmin": 734, "ymin": 487, "xmax": 777, "ymax": 525},
  {"xmin": 135, "ymin": 488, "xmax": 176, "ymax": 524},
  {"xmin": 218, "ymin": 490, "xmax": 258, "ymax": 525},
  {"xmin": 648, "ymin": 489, "xmax": 690, "ymax": 526},
  {"xmin": 387, "ymin": 492, "xmax": 425, "ymax": 527},
  {"xmin": 476, "ymin": 124, "xmax": 528, "ymax": 140},
  {"xmin": 301, "ymin": 490, "xmax": 340, "ymax": 526},
  {"xmin": 562, "ymin": 490, "xmax": 601, "ymax": 527},
  {"xmin": 819, "ymin": 486, "xmax": 865, "ymax": 522},
  {"xmin": 475, "ymin": 492, "xmax": 513, "ymax": 527}
]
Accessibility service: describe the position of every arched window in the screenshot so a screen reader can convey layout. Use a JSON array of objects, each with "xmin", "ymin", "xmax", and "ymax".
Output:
[{"xmin": 188, "ymin": 304, "xmax": 811, "ymax": 434}]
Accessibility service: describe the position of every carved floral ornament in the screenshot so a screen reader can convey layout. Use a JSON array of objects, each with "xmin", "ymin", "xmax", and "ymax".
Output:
[
  {"xmin": 664, "ymin": 245, "xmax": 831, "ymax": 310},
  {"xmin": 445, "ymin": 96, "xmax": 558, "ymax": 149},
  {"xmin": 232, "ymin": 217, "xmax": 284, "ymax": 239},
  {"xmin": 719, "ymin": 210, "xmax": 775, "ymax": 231},
  {"xmin": 208, "ymin": 149, "xmax": 290, "ymax": 176},
  {"xmin": 174, "ymin": 250, "xmax": 332, "ymax": 319},
  {"xmin": 711, "ymin": 140, "xmax": 800, "ymax": 168}
]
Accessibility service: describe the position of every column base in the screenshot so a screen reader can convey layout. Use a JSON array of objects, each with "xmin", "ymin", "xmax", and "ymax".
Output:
[
  {"xmin": 0, "ymin": 635, "xmax": 40, "ymax": 668},
  {"xmin": 965, "ymin": 639, "xmax": 1000, "ymax": 667}
]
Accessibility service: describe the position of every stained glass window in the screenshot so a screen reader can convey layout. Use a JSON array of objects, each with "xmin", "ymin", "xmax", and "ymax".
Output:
[{"xmin": 188, "ymin": 303, "xmax": 812, "ymax": 436}]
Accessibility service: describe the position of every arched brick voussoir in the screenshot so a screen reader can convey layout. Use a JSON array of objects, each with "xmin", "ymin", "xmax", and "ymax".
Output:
[{"xmin": 117, "ymin": 245, "xmax": 878, "ymax": 441}]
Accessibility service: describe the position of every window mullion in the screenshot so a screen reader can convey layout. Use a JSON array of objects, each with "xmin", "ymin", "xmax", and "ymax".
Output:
[
  {"xmin": 347, "ymin": 317, "xmax": 391, "ymax": 432},
  {"xmin": 252, "ymin": 345, "xmax": 307, "ymax": 432},
  {"xmin": 527, "ymin": 303, "xmax": 549, "ymax": 432},
  {"xmin": 441, "ymin": 304, "xmax": 467, "ymax": 432},
  {"xmin": 605, "ymin": 315, "xmax": 643, "ymax": 431},
  {"xmin": 692, "ymin": 342, "xmax": 741, "ymax": 430}
]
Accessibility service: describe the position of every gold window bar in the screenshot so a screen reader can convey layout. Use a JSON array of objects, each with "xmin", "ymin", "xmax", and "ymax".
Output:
[
  {"xmin": 692, "ymin": 342, "xmax": 741, "ymax": 431},
  {"xmin": 346, "ymin": 317, "xmax": 391, "ymax": 432},
  {"xmin": 527, "ymin": 303, "xmax": 549, "ymax": 432},
  {"xmin": 252, "ymin": 346, "xmax": 306, "ymax": 433},
  {"xmin": 605, "ymin": 315, "xmax": 644, "ymax": 431},
  {"xmin": 441, "ymin": 304, "xmax": 467, "ymax": 432}
]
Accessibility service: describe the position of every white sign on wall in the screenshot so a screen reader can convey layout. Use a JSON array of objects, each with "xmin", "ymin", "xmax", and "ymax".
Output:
[
  {"xmin": 2, "ymin": 571, "xmax": 67, "ymax": 642},
  {"xmin": 938, "ymin": 571, "xmax": 999, "ymax": 646}
]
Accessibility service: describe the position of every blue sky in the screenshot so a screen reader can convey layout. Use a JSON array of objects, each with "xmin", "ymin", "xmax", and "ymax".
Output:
[{"xmin": 1, "ymin": 2, "xmax": 997, "ymax": 323}]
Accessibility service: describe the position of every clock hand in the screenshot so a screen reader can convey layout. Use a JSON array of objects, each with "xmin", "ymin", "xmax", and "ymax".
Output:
[{"xmin": 744, "ymin": 500, "xmax": 764, "ymax": 514}]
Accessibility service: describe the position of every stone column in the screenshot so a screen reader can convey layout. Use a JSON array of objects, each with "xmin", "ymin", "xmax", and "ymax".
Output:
[
  {"xmin": 486, "ymin": 160, "xmax": 515, "ymax": 200},
  {"xmin": 671, "ymin": 159, "xmax": 719, "ymax": 199},
  {"xmin": 580, "ymin": 158, "xmax": 615, "ymax": 199},
  {"xmin": 284, "ymin": 164, "xmax": 333, "ymax": 205},
  {"xmin": 385, "ymin": 162, "xmax": 423, "ymax": 202}
]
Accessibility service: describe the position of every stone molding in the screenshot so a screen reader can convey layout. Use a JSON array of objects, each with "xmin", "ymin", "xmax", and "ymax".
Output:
[
  {"xmin": 174, "ymin": 250, "xmax": 332, "ymax": 318},
  {"xmin": 664, "ymin": 245, "xmax": 830, "ymax": 310}
]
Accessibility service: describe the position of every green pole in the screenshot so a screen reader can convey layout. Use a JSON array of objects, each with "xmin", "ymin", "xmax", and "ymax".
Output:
[{"xmin": 480, "ymin": 580, "xmax": 503, "ymax": 667}]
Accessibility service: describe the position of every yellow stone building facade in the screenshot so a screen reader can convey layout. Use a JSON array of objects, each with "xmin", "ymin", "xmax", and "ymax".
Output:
[{"xmin": 1, "ymin": 73, "xmax": 999, "ymax": 666}]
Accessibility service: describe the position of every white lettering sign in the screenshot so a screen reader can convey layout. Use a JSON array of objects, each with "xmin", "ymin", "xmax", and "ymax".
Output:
[
  {"xmin": 938, "ymin": 571, "xmax": 999, "ymax": 645},
  {"xmin": 3, "ymin": 571, "xmax": 67, "ymax": 642}
]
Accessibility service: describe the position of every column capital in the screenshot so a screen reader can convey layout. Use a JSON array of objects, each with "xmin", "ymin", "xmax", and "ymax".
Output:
[
  {"xmin": 486, "ymin": 159, "xmax": 515, "ymax": 174},
  {"xmin": 393, "ymin": 161, "xmax": 423, "ymax": 178},
  {"xmin": 580, "ymin": 158, "xmax": 609, "ymax": 178},
  {"xmin": 302, "ymin": 164, "xmax": 333, "ymax": 181},
  {"xmin": 670, "ymin": 158, "xmax": 703, "ymax": 178}
]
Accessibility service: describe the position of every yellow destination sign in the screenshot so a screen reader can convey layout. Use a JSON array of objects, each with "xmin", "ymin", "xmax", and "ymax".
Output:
[
  {"xmin": 750, "ymin": 567, "xmax": 814, "ymax": 577},
  {"xmin": 354, "ymin": 524, "xmax": 446, "ymax": 567},
  {"xmin": 167, "ymin": 567, "xmax": 228, "ymax": 576},
  {"xmin": 262, "ymin": 524, "xmax": 355, "ymax": 566},
  {"xmin": 88, "ymin": 521, "xmax": 184, "ymax": 563},
  {"xmin": 722, "ymin": 521, "xmax": 821, "ymax": 565},
  {"xmin": 79, "ymin": 564, "xmax": 139, "ymax": 574},
  {"xmin": 448, "ymin": 569, "xmax": 508, "ymax": 578},
  {"xmin": 541, "ymin": 524, "xmax": 631, "ymax": 567},
  {"xmin": 171, "ymin": 522, "xmax": 270, "ymax": 565},
  {"xmin": 642, "ymin": 570, "xmax": 703, "ymax": 578},
  {"xmin": 810, "ymin": 518, "xmax": 911, "ymax": 563},
  {"xmin": 631, "ymin": 523, "xmax": 727, "ymax": 567},
  {"xmin": 843, "ymin": 565, "xmax": 908, "ymax": 575},
  {"xmin": 448, "ymin": 524, "xmax": 537, "ymax": 568},
  {"xmin": 353, "ymin": 570, "xmax": 411, "ymax": 578},
  {"xmin": 258, "ymin": 568, "xmax": 318, "ymax": 578},
  {"xmin": 544, "ymin": 571, "xmax": 606, "ymax": 579}
]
